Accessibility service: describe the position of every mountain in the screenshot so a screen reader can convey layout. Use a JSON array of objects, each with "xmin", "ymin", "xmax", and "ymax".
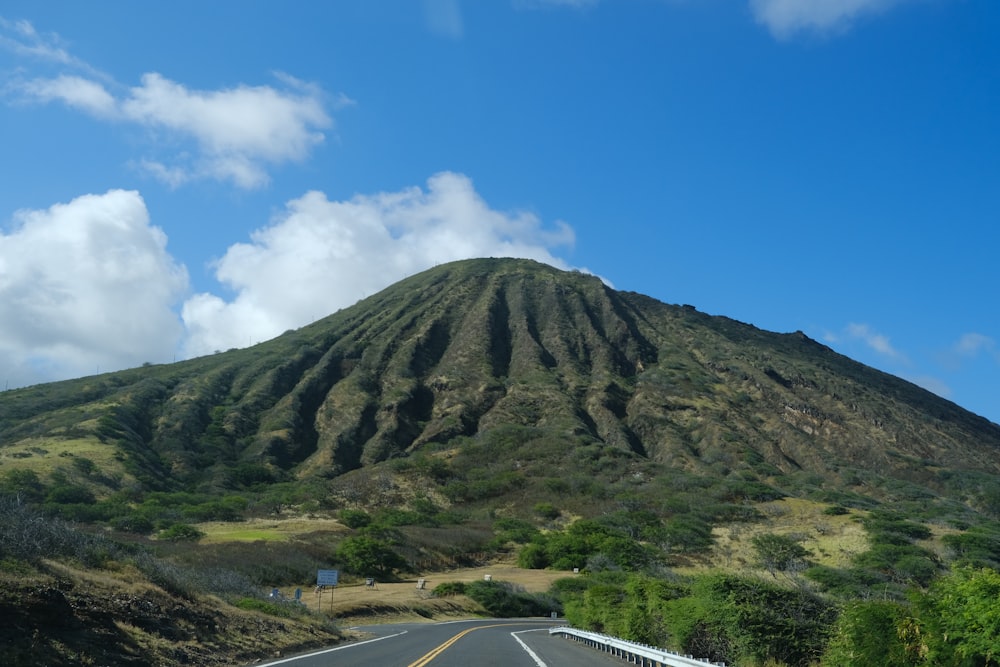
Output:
[
  {"xmin": 6, "ymin": 257, "xmax": 1000, "ymax": 666},
  {"xmin": 2, "ymin": 257, "xmax": 999, "ymax": 506}
]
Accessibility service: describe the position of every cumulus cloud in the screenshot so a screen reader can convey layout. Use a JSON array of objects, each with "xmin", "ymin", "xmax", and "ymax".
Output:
[
  {"xmin": 2, "ymin": 20, "xmax": 335, "ymax": 189},
  {"xmin": 13, "ymin": 71, "xmax": 332, "ymax": 189},
  {"xmin": 19, "ymin": 74, "xmax": 117, "ymax": 116},
  {"xmin": 749, "ymin": 0, "xmax": 909, "ymax": 38},
  {"xmin": 181, "ymin": 172, "xmax": 578, "ymax": 357},
  {"xmin": 0, "ymin": 190, "xmax": 188, "ymax": 387}
]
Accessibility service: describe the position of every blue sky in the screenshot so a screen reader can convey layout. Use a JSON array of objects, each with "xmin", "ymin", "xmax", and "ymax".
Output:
[{"xmin": 1, "ymin": 0, "xmax": 998, "ymax": 424}]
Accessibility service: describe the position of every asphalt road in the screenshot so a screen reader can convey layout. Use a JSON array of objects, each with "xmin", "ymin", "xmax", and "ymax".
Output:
[{"xmin": 254, "ymin": 619, "xmax": 628, "ymax": 667}]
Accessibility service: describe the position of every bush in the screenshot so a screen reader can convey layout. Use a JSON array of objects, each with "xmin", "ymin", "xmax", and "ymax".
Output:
[
  {"xmin": 533, "ymin": 502, "xmax": 560, "ymax": 520},
  {"xmin": 519, "ymin": 520, "xmax": 659, "ymax": 572},
  {"xmin": 111, "ymin": 513, "xmax": 155, "ymax": 534},
  {"xmin": 45, "ymin": 484, "xmax": 95, "ymax": 505},
  {"xmin": 339, "ymin": 509, "xmax": 372, "ymax": 529},
  {"xmin": 233, "ymin": 597, "xmax": 300, "ymax": 618},
  {"xmin": 656, "ymin": 515, "xmax": 714, "ymax": 554},
  {"xmin": 465, "ymin": 580, "xmax": 558, "ymax": 617},
  {"xmin": 685, "ymin": 574, "xmax": 835, "ymax": 667},
  {"xmin": 336, "ymin": 535, "xmax": 406, "ymax": 579},
  {"xmin": 158, "ymin": 523, "xmax": 204, "ymax": 542},
  {"xmin": 491, "ymin": 518, "xmax": 539, "ymax": 547},
  {"xmin": 821, "ymin": 600, "xmax": 915, "ymax": 666},
  {"xmin": 751, "ymin": 533, "xmax": 811, "ymax": 574},
  {"xmin": 432, "ymin": 581, "xmax": 467, "ymax": 597}
]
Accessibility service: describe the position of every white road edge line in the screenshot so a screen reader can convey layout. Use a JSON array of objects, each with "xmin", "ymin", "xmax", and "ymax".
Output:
[
  {"xmin": 254, "ymin": 630, "xmax": 409, "ymax": 666},
  {"xmin": 511, "ymin": 629, "xmax": 549, "ymax": 667}
]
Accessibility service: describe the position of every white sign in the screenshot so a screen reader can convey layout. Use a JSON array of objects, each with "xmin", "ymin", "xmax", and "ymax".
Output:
[{"xmin": 317, "ymin": 569, "xmax": 339, "ymax": 586}]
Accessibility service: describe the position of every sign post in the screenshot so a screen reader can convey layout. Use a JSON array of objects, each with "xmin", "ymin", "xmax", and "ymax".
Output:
[{"xmin": 317, "ymin": 569, "xmax": 339, "ymax": 614}]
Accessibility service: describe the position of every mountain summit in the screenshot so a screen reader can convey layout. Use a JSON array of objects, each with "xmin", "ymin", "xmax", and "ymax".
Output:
[{"xmin": 2, "ymin": 258, "xmax": 998, "ymax": 498}]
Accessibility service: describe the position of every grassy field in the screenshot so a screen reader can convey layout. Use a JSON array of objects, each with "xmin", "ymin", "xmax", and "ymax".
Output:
[
  {"xmin": 704, "ymin": 497, "xmax": 868, "ymax": 571},
  {"xmin": 197, "ymin": 517, "xmax": 349, "ymax": 544},
  {"xmin": 0, "ymin": 436, "xmax": 125, "ymax": 479}
]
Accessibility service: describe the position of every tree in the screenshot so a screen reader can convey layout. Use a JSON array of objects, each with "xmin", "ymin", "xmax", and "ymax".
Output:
[
  {"xmin": 336, "ymin": 535, "xmax": 406, "ymax": 579},
  {"xmin": 917, "ymin": 566, "xmax": 1000, "ymax": 665},
  {"xmin": 751, "ymin": 533, "xmax": 811, "ymax": 575},
  {"xmin": 821, "ymin": 600, "xmax": 921, "ymax": 666}
]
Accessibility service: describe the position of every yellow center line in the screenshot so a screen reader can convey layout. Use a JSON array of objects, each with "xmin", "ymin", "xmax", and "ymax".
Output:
[{"xmin": 407, "ymin": 622, "xmax": 551, "ymax": 667}]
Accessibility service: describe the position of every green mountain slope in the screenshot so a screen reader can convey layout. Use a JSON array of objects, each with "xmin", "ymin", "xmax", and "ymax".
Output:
[
  {"xmin": 3, "ymin": 258, "xmax": 997, "ymax": 499},
  {"xmin": 5, "ymin": 258, "xmax": 1000, "ymax": 667}
]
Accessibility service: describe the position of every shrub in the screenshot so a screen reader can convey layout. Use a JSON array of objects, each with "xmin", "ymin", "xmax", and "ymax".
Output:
[
  {"xmin": 656, "ymin": 515, "xmax": 713, "ymax": 554},
  {"xmin": 233, "ymin": 597, "xmax": 298, "ymax": 618},
  {"xmin": 685, "ymin": 574, "xmax": 836, "ymax": 667},
  {"xmin": 821, "ymin": 600, "xmax": 915, "ymax": 666},
  {"xmin": 465, "ymin": 580, "xmax": 558, "ymax": 617},
  {"xmin": 751, "ymin": 533, "xmax": 811, "ymax": 575},
  {"xmin": 1, "ymin": 469, "xmax": 45, "ymax": 502},
  {"xmin": 517, "ymin": 543, "xmax": 548, "ymax": 569},
  {"xmin": 45, "ymin": 484, "xmax": 95, "ymax": 505},
  {"xmin": 339, "ymin": 509, "xmax": 372, "ymax": 529},
  {"xmin": 432, "ymin": 581, "xmax": 467, "ymax": 597},
  {"xmin": 533, "ymin": 502, "xmax": 560, "ymax": 520},
  {"xmin": 491, "ymin": 518, "xmax": 539, "ymax": 545},
  {"xmin": 158, "ymin": 523, "xmax": 204, "ymax": 542},
  {"xmin": 335, "ymin": 535, "xmax": 406, "ymax": 579},
  {"xmin": 111, "ymin": 513, "xmax": 155, "ymax": 534},
  {"xmin": 915, "ymin": 566, "xmax": 1000, "ymax": 665}
]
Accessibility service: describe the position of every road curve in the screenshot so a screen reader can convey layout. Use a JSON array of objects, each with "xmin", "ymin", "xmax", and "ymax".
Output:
[{"xmin": 252, "ymin": 619, "xmax": 626, "ymax": 666}]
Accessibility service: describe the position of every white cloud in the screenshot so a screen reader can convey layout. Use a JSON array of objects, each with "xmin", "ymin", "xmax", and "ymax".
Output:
[
  {"xmin": 0, "ymin": 191, "xmax": 188, "ymax": 387},
  {"xmin": 120, "ymin": 73, "xmax": 331, "ymax": 188},
  {"xmin": 19, "ymin": 74, "xmax": 117, "ymax": 116},
  {"xmin": 0, "ymin": 17, "xmax": 104, "ymax": 76},
  {"xmin": 181, "ymin": 172, "xmax": 578, "ymax": 357},
  {"xmin": 12, "ymin": 71, "xmax": 333, "ymax": 189},
  {"xmin": 844, "ymin": 322, "xmax": 906, "ymax": 361},
  {"xmin": 941, "ymin": 332, "xmax": 1000, "ymax": 371},
  {"xmin": 953, "ymin": 332, "xmax": 997, "ymax": 359},
  {"xmin": 749, "ymin": 0, "xmax": 909, "ymax": 38},
  {"xmin": 2, "ymin": 19, "xmax": 335, "ymax": 190}
]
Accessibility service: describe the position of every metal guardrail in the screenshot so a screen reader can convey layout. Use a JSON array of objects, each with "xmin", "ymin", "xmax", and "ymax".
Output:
[{"xmin": 548, "ymin": 626, "xmax": 725, "ymax": 667}]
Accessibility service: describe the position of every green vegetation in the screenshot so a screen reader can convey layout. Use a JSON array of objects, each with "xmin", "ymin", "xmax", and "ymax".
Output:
[
  {"xmin": 335, "ymin": 534, "xmax": 406, "ymax": 579},
  {"xmin": 431, "ymin": 579, "xmax": 558, "ymax": 617},
  {"xmin": 3, "ymin": 258, "xmax": 1000, "ymax": 665},
  {"xmin": 556, "ymin": 571, "xmax": 834, "ymax": 666}
]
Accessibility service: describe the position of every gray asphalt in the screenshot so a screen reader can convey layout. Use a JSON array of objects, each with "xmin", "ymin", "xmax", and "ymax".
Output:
[{"xmin": 252, "ymin": 619, "xmax": 629, "ymax": 667}]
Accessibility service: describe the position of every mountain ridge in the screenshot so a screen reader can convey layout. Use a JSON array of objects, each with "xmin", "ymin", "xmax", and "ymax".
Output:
[{"xmin": 1, "ymin": 257, "xmax": 998, "ymax": 504}]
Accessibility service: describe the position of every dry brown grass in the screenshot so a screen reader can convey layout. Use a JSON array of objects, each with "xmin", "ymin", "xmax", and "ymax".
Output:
[
  {"xmin": 280, "ymin": 562, "xmax": 578, "ymax": 625},
  {"xmin": 198, "ymin": 516, "xmax": 349, "ymax": 544},
  {"xmin": 678, "ymin": 497, "xmax": 869, "ymax": 575}
]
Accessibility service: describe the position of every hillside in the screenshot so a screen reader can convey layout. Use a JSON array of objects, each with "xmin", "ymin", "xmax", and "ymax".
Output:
[
  {"xmin": 2, "ymin": 258, "xmax": 998, "ymax": 500},
  {"xmin": 4, "ymin": 257, "xmax": 1000, "ymax": 666}
]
